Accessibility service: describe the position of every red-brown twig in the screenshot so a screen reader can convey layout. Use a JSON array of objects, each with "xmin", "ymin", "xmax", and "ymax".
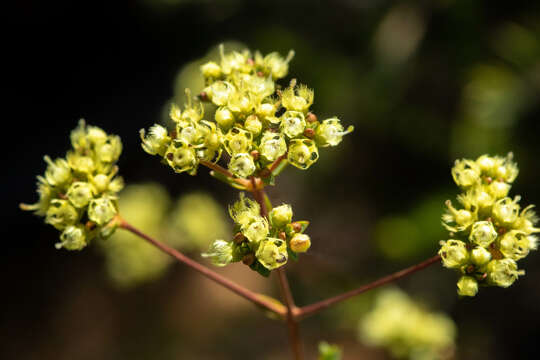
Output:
[
  {"xmin": 199, "ymin": 160, "xmax": 252, "ymax": 189},
  {"xmin": 277, "ymin": 267, "xmax": 304, "ymax": 360},
  {"xmin": 117, "ymin": 216, "xmax": 286, "ymax": 318},
  {"xmin": 296, "ymin": 254, "xmax": 442, "ymax": 320},
  {"xmin": 251, "ymin": 187, "xmax": 304, "ymax": 360},
  {"xmin": 268, "ymin": 153, "xmax": 288, "ymax": 173}
]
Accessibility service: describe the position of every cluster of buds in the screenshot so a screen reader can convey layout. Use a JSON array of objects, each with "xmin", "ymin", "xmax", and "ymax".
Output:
[
  {"xmin": 21, "ymin": 120, "xmax": 124, "ymax": 250},
  {"xmin": 140, "ymin": 45, "xmax": 353, "ymax": 179},
  {"xmin": 439, "ymin": 153, "xmax": 538, "ymax": 296},
  {"xmin": 202, "ymin": 193, "xmax": 311, "ymax": 276}
]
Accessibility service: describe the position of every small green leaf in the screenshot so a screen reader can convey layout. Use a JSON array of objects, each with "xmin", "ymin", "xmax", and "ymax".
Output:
[{"xmin": 288, "ymin": 247, "xmax": 298, "ymax": 261}]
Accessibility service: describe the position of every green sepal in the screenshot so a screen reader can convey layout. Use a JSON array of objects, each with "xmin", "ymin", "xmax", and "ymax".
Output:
[
  {"xmin": 263, "ymin": 192, "xmax": 273, "ymax": 211},
  {"xmin": 288, "ymin": 247, "xmax": 298, "ymax": 262},
  {"xmin": 250, "ymin": 260, "xmax": 271, "ymax": 277},
  {"xmin": 271, "ymin": 159, "xmax": 289, "ymax": 177},
  {"xmin": 296, "ymin": 220, "xmax": 309, "ymax": 233},
  {"xmin": 285, "ymin": 224, "xmax": 295, "ymax": 237},
  {"xmin": 262, "ymin": 173, "xmax": 276, "ymax": 186}
]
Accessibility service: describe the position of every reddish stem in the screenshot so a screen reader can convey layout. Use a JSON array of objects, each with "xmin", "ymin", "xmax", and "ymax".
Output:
[
  {"xmin": 268, "ymin": 153, "xmax": 288, "ymax": 173},
  {"xmin": 251, "ymin": 186, "xmax": 304, "ymax": 360},
  {"xmin": 296, "ymin": 254, "xmax": 442, "ymax": 320},
  {"xmin": 199, "ymin": 160, "xmax": 251, "ymax": 189},
  {"xmin": 118, "ymin": 217, "xmax": 285, "ymax": 317}
]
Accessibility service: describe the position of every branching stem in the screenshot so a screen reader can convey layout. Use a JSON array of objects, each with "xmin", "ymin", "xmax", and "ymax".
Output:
[
  {"xmin": 199, "ymin": 160, "xmax": 251, "ymax": 189},
  {"xmin": 252, "ymin": 186, "xmax": 304, "ymax": 360},
  {"xmin": 296, "ymin": 254, "xmax": 442, "ymax": 320},
  {"xmin": 120, "ymin": 172, "xmax": 442, "ymax": 360},
  {"xmin": 117, "ymin": 216, "xmax": 286, "ymax": 318}
]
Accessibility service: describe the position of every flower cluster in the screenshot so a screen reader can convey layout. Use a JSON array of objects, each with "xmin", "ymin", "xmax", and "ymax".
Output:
[
  {"xmin": 202, "ymin": 193, "xmax": 311, "ymax": 276},
  {"xmin": 20, "ymin": 120, "xmax": 124, "ymax": 250},
  {"xmin": 439, "ymin": 153, "xmax": 538, "ymax": 296},
  {"xmin": 140, "ymin": 45, "xmax": 353, "ymax": 179},
  {"xmin": 359, "ymin": 288, "xmax": 456, "ymax": 360}
]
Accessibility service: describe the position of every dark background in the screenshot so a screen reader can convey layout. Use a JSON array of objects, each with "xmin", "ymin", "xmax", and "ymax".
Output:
[{"xmin": 4, "ymin": 0, "xmax": 540, "ymax": 359}]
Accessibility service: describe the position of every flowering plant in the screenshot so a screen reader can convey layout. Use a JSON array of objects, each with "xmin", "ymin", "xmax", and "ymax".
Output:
[{"xmin": 21, "ymin": 45, "xmax": 537, "ymax": 359}]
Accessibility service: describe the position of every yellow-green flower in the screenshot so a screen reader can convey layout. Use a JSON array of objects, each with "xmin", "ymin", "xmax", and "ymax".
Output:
[{"xmin": 21, "ymin": 120, "xmax": 124, "ymax": 250}]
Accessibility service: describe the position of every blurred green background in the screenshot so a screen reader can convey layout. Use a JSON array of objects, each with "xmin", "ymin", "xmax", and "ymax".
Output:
[{"xmin": 5, "ymin": 0, "xmax": 540, "ymax": 359}]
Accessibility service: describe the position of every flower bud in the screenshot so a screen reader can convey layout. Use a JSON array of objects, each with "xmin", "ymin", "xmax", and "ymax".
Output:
[
  {"xmin": 269, "ymin": 204, "xmax": 293, "ymax": 228},
  {"xmin": 164, "ymin": 141, "xmax": 198, "ymax": 174},
  {"xmin": 206, "ymin": 81, "xmax": 235, "ymax": 106},
  {"xmin": 469, "ymin": 221, "xmax": 497, "ymax": 247},
  {"xmin": 470, "ymin": 246, "xmax": 491, "ymax": 265},
  {"xmin": 70, "ymin": 119, "xmax": 90, "ymax": 150},
  {"xmin": 96, "ymin": 135, "xmax": 122, "ymax": 163},
  {"xmin": 233, "ymin": 232, "xmax": 246, "ymax": 244},
  {"xmin": 200, "ymin": 61, "xmax": 222, "ymax": 78},
  {"xmin": 202, "ymin": 239, "xmax": 234, "ymax": 267},
  {"xmin": 140, "ymin": 125, "xmax": 171, "ymax": 156},
  {"xmin": 514, "ymin": 205, "xmax": 540, "ymax": 235},
  {"xmin": 56, "ymin": 225, "xmax": 88, "ymax": 250},
  {"xmin": 281, "ymin": 84, "xmax": 314, "ymax": 112},
  {"xmin": 457, "ymin": 276, "xmax": 478, "ymax": 297},
  {"xmin": 280, "ymin": 110, "xmax": 306, "ymax": 138},
  {"xmin": 486, "ymin": 258, "xmax": 523, "ymax": 288},
  {"xmin": 476, "ymin": 155, "xmax": 496, "ymax": 174},
  {"xmin": 109, "ymin": 177, "xmax": 124, "ymax": 193},
  {"xmin": 227, "ymin": 90, "xmax": 252, "ymax": 114},
  {"xmin": 66, "ymin": 182, "xmax": 95, "ymax": 208},
  {"xmin": 492, "ymin": 197, "xmax": 520, "ymax": 226},
  {"xmin": 438, "ymin": 240, "xmax": 469, "ymax": 269},
  {"xmin": 45, "ymin": 199, "xmax": 79, "ymax": 230},
  {"xmin": 495, "ymin": 154, "xmax": 518, "ymax": 183},
  {"xmin": 178, "ymin": 124, "xmax": 202, "ymax": 144},
  {"xmin": 259, "ymin": 131, "xmax": 287, "ymax": 162},
  {"xmin": 219, "ymin": 47, "xmax": 250, "ymax": 75},
  {"xmin": 67, "ymin": 152, "xmax": 95, "ymax": 174},
  {"xmin": 288, "ymin": 139, "xmax": 319, "ymax": 169},
  {"xmin": 487, "ymin": 180, "xmax": 511, "ymax": 199},
  {"xmin": 290, "ymin": 233, "xmax": 311, "ymax": 253},
  {"xmin": 256, "ymin": 238, "xmax": 288, "ymax": 270},
  {"xmin": 242, "ymin": 217, "xmax": 269, "ymax": 244},
  {"xmin": 315, "ymin": 117, "xmax": 354, "ymax": 147},
  {"xmin": 224, "ymin": 127, "xmax": 253, "ymax": 155},
  {"xmin": 263, "ymin": 50, "xmax": 294, "ymax": 79},
  {"xmin": 20, "ymin": 179, "xmax": 53, "ymax": 216},
  {"xmin": 92, "ymin": 174, "xmax": 110, "ymax": 193},
  {"xmin": 88, "ymin": 197, "xmax": 117, "ymax": 226},
  {"xmin": 43, "ymin": 156, "xmax": 71, "ymax": 186},
  {"xmin": 245, "ymin": 115, "xmax": 262, "ymax": 135},
  {"xmin": 242, "ymin": 253, "xmax": 255, "ymax": 266},
  {"xmin": 442, "ymin": 200, "xmax": 475, "ymax": 231},
  {"xmin": 451, "ymin": 159, "xmax": 481, "ymax": 187},
  {"xmin": 257, "ymin": 102, "xmax": 277, "ymax": 119},
  {"xmin": 214, "ymin": 106, "xmax": 235, "ymax": 130},
  {"xmin": 475, "ymin": 188, "xmax": 494, "ymax": 209},
  {"xmin": 246, "ymin": 75, "xmax": 275, "ymax": 99},
  {"xmin": 228, "ymin": 153, "xmax": 256, "ymax": 178},
  {"xmin": 499, "ymin": 230, "xmax": 531, "ymax": 260},
  {"xmin": 86, "ymin": 126, "xmax": 107, "ymax": 145}
]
